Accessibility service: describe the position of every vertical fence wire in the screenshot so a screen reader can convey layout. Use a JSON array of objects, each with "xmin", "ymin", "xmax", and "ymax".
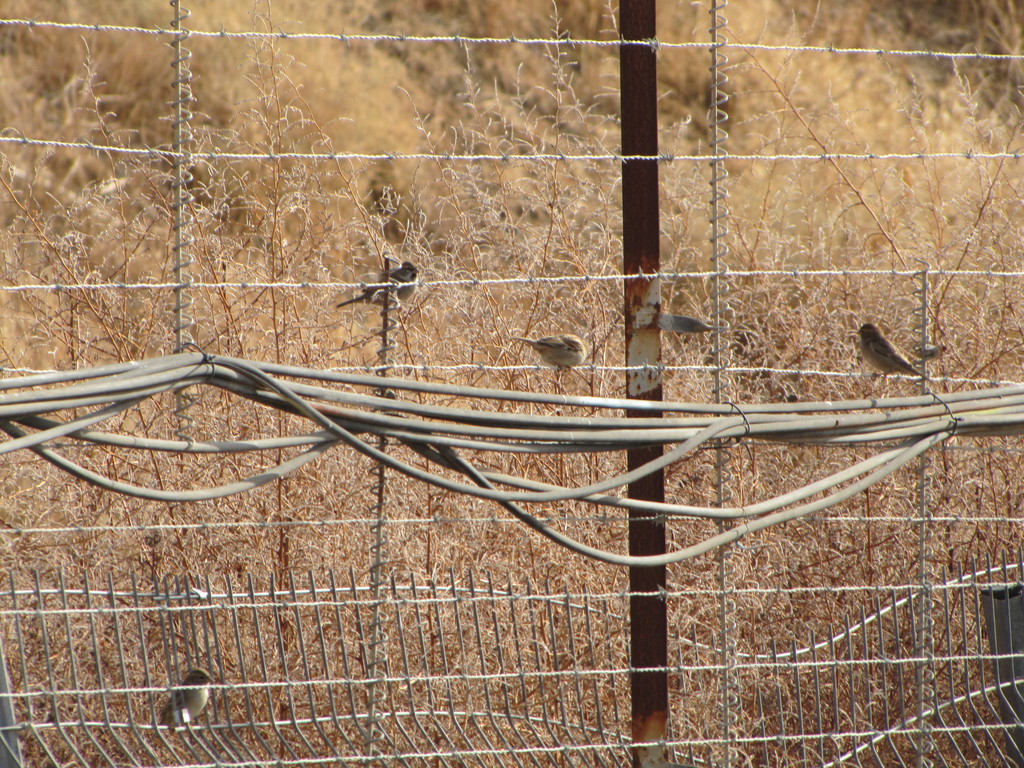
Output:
[
  {"xmin": 169, "ymin": 0, "xmax": 196, "ymax": 443},
  {"xmin": 364, "ymin": 266, "xmax": 399, "ymax": 762},
  {"xmin": 708, "ymin": 0, "xmax": 738, "ymax": 764},
  {"xmin": 914, "ymin": 264, "xmax": 936, "ymax": 768}
]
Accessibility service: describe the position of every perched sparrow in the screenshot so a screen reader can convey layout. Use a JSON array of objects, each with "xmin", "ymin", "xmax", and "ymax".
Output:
[
  {"xmin": 657, "ymin": 313, "xmax": 720, "ymax": 334},
  {"xmin": 335, "ymin": 261, "xmax": 418, "ymax": 308},
  {"xmin": 858, "ymin": 323, "xmax": 919, "ymax": 376},
  {"xmin": 159, "ymin": 667, "xmax": 213, "ymax": 729},
  {"xmin": 514, "ymin": 334, "xmax": 588, "ymax": 368}
]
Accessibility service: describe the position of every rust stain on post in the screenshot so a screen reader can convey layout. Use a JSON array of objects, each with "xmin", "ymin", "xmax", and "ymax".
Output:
[
  {"xmin": 621, "ymin": 0, "xmax": 668, "ymax": 765},
  {"xmin": 626, "ymin": 281, "xmax": 662, "ymax": 398}
]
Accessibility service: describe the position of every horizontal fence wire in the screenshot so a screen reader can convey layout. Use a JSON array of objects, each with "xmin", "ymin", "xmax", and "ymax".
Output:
[
  {"xmin": 10, "ymin": 268, "xmax": 1024, "ymax": 292},
  {"xmin": 3, "ymin": 133, "xmax": 1022, "ymax": 162},
  {"xmin": 0, "ymin": 263, "xmax": 1022, "ymax": 388},
  {"xmin": 4, "ymin": 17, "xmax": 1024, "ymax": 61}
]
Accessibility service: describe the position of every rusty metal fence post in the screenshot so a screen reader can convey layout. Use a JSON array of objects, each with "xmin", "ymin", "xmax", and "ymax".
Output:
[{"xmin": 619, "ymin": 1, "xmax": 668, "ymax": 766}]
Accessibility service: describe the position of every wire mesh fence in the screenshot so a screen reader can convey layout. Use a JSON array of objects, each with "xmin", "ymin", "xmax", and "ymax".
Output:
[
  {"xmin": 4, "ymin": 559, "xmax": 1024, "ymax": 767},
  {"xmin": 4, "ymin": 571, "xmax": 632, "ymax": 768},
  {"xmin": 3, "ymin": 0, "xmax": 1024, "ymax": 766}
]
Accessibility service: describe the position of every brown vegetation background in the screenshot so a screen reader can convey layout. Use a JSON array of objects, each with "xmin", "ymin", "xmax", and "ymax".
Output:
[{"xmin": 1, "ymin": 0, "xmax": 1023, "ymax": 764}]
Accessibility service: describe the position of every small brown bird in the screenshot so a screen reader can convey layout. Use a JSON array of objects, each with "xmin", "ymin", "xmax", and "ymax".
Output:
[
  {"xmin": 514, "ymin": 334, "xmax": 588, "ymax": 368},
  {"xmin": 159, "ymin": 667, "xmax": 213, "ymax": 729},
  {"xmin": 858, "ymin": 323, "xmax": 919, "ymax": 376},
  {"xmin": 335, "ymin": 261, "xmax": 418, "ymax": 308}
]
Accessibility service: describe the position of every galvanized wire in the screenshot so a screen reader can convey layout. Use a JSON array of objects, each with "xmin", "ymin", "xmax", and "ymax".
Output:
[
  {"xmin": 167, "ymin": 0, "xmax": 198, "ymax": 473},
  {"xmin": 5, "ymin": 132, "xmax": 1024, "ymax": 163},
  {"xmin": 708, "ymin": 0, "xmax": 739, "ymax": 761},
  {"xmin": 364, "ymin": 269, "xmax": 402, "ymax": 763},
  {"xmin": 169, "ymin": 0, "xmax": 194, "ymax": 357},
  {"xmin": 913, "ymin": 264, "xmax": 938, "ymax": 768},
  {"xmin": 6, "ymin": 16, "xmax": 1024, "ymax": 71},
  {"xmin": 3, "ymin": 16, "xmax": 1024, "ymax": 62}
]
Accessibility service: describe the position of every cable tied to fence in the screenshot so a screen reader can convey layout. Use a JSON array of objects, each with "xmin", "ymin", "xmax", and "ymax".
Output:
[
  {"xmin": 0, "ymin": 353, "xmax": 1003, "ymax": 565},
  {"xmin": 209, "ymin": 354, "xmax": 743, "ymax": 505},
  {"xmin": 179, "ymin": 341, "xmax": 213, "ymax": 367},
  {"xmin": 724, "ymin": 401, "xmax": 751, "ymax": 441},
  {"xmin": 197, "ymin": 355, "xmax": 948, "ymax": 566},
  {"xmin": 928, "ymin": 392, "xmax": 960, "ymax": 438}
]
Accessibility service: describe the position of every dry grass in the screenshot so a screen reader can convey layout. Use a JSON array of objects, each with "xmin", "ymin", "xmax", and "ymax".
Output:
[{"xmin": 2, "ymin": 0, "xmax": 1024, "ymax": 764}]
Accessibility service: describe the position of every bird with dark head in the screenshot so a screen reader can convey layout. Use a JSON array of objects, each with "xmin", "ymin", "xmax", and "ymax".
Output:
[
  {"xmin": 159, "ymin": 667, "xmax": 213, "ymax": 729},
  {"xmin": 858, "ymin": 323, "xmax": 920, "ymax": 376},
  {"xmin": 335, "ymin": 261, "xmax": 418, "ymax": 308}
]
